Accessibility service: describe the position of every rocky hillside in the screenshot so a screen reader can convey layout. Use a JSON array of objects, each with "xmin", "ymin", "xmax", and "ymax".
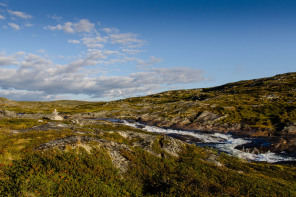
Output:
[
  {"xmin": 1, "ymin": 72, "xmax": 296, "ymax": 196},
  {"xmin": 1, "ymin": 118, "xmax": 296, "ymax": 196},
  {"xmin": 2, "ymin": 72, "xmax": 296, "ymax": 136}
]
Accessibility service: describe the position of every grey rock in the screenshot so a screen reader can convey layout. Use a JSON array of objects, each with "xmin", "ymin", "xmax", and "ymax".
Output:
[
  {"xmin": 195, "ymin": 111, "xmax": 220, "ymax": 122},
  {"xmin": 0, "ymin": 109, "xmax": 16, "ymax": 117},
  {"xmin": 35, "ymin": 136, "xmax": 131, "ymax": 173},
  {"xmin": 283, "ymin": 123, "xmax": 296, "ymax": 134},
  {"xmin": 21, "ymin": 122, "xmax": 70, "ymax": 132}
]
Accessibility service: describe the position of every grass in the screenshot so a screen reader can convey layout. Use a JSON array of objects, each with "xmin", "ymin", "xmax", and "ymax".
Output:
[
  {"xmin": 3, "ymin": 73, "xmax": 296, "ymax": 134},
  {"xmin": 0, "ymin": 119, "xmax": 295, "ymax": 196},
  {"xmin": 0, "ymin": 72, "xmax": 296, "ymax": 195}
]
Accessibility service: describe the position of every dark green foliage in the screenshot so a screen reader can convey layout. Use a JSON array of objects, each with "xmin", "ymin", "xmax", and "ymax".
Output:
[
  {"xmin": 1, "ymin": 148, "xmax": 139, "ymax": 196},
  {"xmin": 1, "ymin": 134, "xmax": 296, "ymax": 196}
]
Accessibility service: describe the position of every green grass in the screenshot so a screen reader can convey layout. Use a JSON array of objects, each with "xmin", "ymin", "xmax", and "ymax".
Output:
[
  {"xmin": 0, "ymin": 118, "xmax": 296, "ymax": 196},
  {"xmin": 2, "ymin": 143, "xmax": 295, "ymax": 196}
]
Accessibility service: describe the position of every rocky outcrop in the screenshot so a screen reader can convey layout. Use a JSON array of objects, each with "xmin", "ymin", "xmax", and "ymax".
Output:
[
  {"xmin": 35, "ymin": 128, "xmax": 185, "ymax": 172},
  {"xmin": 118, "ymin": 130, "xmax": 184, "ymax": 158},
  {"xmin": 272, "ymin": 136, "xmax": 296, "ymax": 154},
  {"xmin": 194, "ymin": 111, "xmax": 220, "ymax": 122},
  {"xmin": 21, "ymin": 122, "xmax": 71, "ymax": 132},
  {"xmin": 283, "ymin": 123, "xmax": 296, "ymax": 134},
  {"xmin": 35, "ymin": 136, "xmax": 131, "ymax": 173},
  {"xmin": 0, "ymin": 110, "xmax": 16, "ymax": 117}
]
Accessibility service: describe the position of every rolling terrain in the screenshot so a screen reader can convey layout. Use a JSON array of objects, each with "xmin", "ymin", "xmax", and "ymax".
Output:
[{"xmin": 0, "ymin": 72, "xmax": 296, "ymax": 196}]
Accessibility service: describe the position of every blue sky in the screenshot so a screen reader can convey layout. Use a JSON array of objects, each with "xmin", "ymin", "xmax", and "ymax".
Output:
[{"xmin": 0, "ymin": 0, "xmax": 295, "ymax": 101}]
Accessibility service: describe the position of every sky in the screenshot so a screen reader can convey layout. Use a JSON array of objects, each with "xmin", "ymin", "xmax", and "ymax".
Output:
[{"xmin": 0, "ymin": 0, "xmax": 295, "ymax": 101}]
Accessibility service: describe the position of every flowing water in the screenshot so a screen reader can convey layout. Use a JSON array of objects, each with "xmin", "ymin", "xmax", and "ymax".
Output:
[{"xmin": 121, "ymin": 120, "xmax": 296, "ymax": 163}]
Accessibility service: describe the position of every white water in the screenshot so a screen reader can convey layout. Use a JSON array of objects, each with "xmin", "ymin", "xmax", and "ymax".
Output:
[{"xmin": 123, "ymin": 121, "xmax": 296, "ymax": 163}]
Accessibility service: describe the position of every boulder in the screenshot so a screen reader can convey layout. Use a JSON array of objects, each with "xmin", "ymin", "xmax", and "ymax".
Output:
[
  {"xmin": 283, "ymin": 123, "xmax": 296, "ymax": 134},
  {"xmin": 195, "ymin": 111, "xmax": 219, "ymax": 122}
]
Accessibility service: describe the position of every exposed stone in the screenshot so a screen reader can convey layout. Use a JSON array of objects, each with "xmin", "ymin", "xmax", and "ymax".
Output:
[
  {"xmin": 283, "ymin": 123, "xmax": 296, "ymax": 134},
  {"xmin": 205, "ymin": 154, "xmax": 224, "ymax": 167},
  {"xmin": 195, "ymin": 111, "xmax": 220, "ymax": 122},
  {"xmin": 35, "ymin": 136, "xmax": 131, "ymax": 173},
  {"xmin": 118, "ymin": 130, "xmax": 184, "ymax": 158},
  {"xmin": 50, "ymin": 109, "xmax": 64, "ymax": 121},
  {"xmin": 0, "ymin": 109, "xmax": 16, "ymax": 117},
  {"xmin": 21, "ymin": 122, "xmax": 70, "ymax": 132}
]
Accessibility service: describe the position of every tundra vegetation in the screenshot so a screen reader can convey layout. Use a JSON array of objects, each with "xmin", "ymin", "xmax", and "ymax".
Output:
[{"xmin": 0, "ymin": 72, "xmax": 296, "ymax": 196}]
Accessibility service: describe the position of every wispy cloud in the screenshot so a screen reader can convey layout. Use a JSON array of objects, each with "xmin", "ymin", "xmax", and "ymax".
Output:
[
  {"xmin": 68, "ymin": 39, "xmax": 81, "ymax": 44},
  {"xmin": 0, "ymin": 14, "xmax": 5, "ymax": 20},
  {"xmin": 8, "ymin": 22, "xmax": 20, "ymax": 30},
  {"xmin": 0, "ymin": 17, "xmax": 206, "ymax": 100},
  {"xmin": 0, "ymin": 52, "xmax": 205, "ymax": 100},
  {"xmin": 110, "ymin": 32, "xmax": 144, "ymax": 47},
  {"xmin": 8, "ymin": 10, "xmax": 32, "ymax": 19},
  {"xmin": 47, "ymin": 14, "xmax": 62, "ymax": 21},
  {"xmin": 45, "ymin": 19, "xmax": 95, "ymax": 34},
  {"xmin": 137, "ymin": 56, "xmax": 162, "ymax": 67},
  {"xmin": 0, "ymin": 3, "xmax": 7, "ymax": 7}
]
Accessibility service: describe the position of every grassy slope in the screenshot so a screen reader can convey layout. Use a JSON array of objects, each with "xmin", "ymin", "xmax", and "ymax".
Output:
[
  {"xmin": 1, "ymin": 72, "xmax": 296, "ymax": 195},
  {"xmin": 0, "ymin": 119, "xmax": 295, "ymax": 196},
  {"xmin": 93, "ymin": 72, "xmax": 296, "ymax": 133},
  {"xmin": 2, "ymin": 73, "xmax": 296, "ymax": 134}
]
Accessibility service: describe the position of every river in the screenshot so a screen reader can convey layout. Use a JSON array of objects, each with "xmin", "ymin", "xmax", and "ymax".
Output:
[{"xmin": 120, "ymin": 120, "xmax": 296, "ymax": 163}]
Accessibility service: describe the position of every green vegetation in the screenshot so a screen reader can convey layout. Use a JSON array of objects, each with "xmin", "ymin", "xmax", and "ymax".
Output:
[
  {"xmin": 3, "ymin": 72, "xmax": 296, "ymax": 133},
  {"xmin": 0, "ymin": 118, "xmax": 45, "ymax": 130},
  {"xmin": 0, "ymin": 119, "xmax": 295, "ymax": 196},
  {"xmin": 1, "ymin": 141, "xmax": 296, "ymax": 196},
  {"xmin": 1, "ymin": 72, "xmax": 296, "ymax": 195}
]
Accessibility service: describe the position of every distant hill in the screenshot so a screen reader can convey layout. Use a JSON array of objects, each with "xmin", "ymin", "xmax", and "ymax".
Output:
[
  {"xmin": 0, "ymin": 97, "xmax": 14, "ymax": 105},
  {"xmin": 1, "ymin": 72, "xmax": 296, "ymax": 134}
]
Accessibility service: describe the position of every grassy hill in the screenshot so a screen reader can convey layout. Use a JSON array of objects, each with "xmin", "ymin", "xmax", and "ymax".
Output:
[
  {"xmin": 1, "ymin": 72, "xmax": 296, "ymax": 134},
  {"xmin": 1, "ymin": 72, "xmax": 296, "ymax": 196},
  {"xmin": 1, "ymin": 119, "xmax": 296, "ymax": 196}
]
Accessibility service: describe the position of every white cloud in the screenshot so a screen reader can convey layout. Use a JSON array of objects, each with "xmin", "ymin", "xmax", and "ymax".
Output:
[
  {"xmin": 102, "ymin": 27, "xmax": 119, "ymax": 33},
  {"xmin": 81, "ymin": 36, "xmax": 107, "ymax": 48},
  {"xmin": 45, "ymin": 19, "xmax": 95, "ymax": 34},
  {"xmin": 68, "ymin": 39, "xmax": 81, "ymax": 44},
  {"xmin": 122, "ymin": 49, "xmax": 143, "ymax": 55},
  {"xmin": 0, "ymin": 56, "xmax": 17, "ymax": 66},
  {"xmin": 110, "ymin": 32, "xmax": 144, "ymax": 47},
  {"xmin": 0, "ymin": 3, "xmax": 7, "ymax": 7},
  {"xmin": 0, "ymin": 18, "xmax": 206, "ymax": 101},
  {"xmin": 0, "ymin": 52, "xmax": 206, "ymax": 101},
  {"xmin": 8, "ymin": 10, "xmax": 32, "ymax": 19},
  {"xmin": 0, "ymin": 14, "xmax": 5, "ymax": 20},
  {"xmin": 137, "ymin": 56, "xmax": 162, "ymax": 67},
  {"xmin": 8, "ymin": 23, "xmax": 20, "ymax": 30},
  {"xmin": 74, "ymin": 19, "xmax": 95, "ymax": 33}
]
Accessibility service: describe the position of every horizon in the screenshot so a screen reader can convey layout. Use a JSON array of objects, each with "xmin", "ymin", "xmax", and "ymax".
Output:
[
  {"xmin": 0, "ymin": 0, "xmax": 296, "ymax": 101},
  {"xmin": 1, "ymin": 71, "xmax": 294, "ymax": 102}
]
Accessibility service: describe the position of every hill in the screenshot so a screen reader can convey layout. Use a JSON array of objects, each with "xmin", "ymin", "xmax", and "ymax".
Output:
[{"xmin": 1, "ymin": 72, "xmax": 296, "ymax": 196}]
